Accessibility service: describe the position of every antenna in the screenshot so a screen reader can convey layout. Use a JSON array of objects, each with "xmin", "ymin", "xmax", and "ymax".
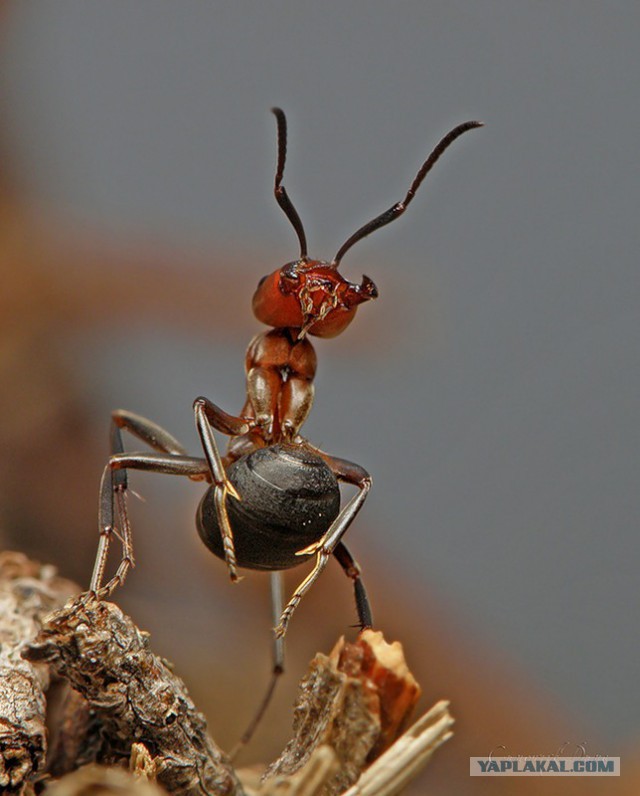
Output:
[
  {"xmin": 271, "ymin": 107, "xmax": 308, "ymax": 259},
  {"xmin": 333, "ymin": 120, "xmax": 483, "ymax": 266}
]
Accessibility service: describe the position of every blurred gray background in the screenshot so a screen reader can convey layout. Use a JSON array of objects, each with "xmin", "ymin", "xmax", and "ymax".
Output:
[{"xmin": 0, "ymin": 1, "xmax": 637, "ymax": 784}]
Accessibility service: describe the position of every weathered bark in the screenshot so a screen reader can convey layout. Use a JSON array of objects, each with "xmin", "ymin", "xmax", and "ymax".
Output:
[{"xmin": 23, "ymin": 596, "xmax": 242, "ymax": 796}]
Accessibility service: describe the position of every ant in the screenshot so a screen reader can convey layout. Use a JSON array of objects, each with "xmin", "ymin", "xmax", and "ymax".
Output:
[{"xmin": 88, "ymin": 107, "xmax": 481, "ymax": 749}]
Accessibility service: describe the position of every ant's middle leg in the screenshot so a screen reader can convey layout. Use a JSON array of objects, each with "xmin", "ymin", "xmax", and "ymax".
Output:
[{"xmin": 90, "ymin": 409, "xmax": 210, "ymax": 595}]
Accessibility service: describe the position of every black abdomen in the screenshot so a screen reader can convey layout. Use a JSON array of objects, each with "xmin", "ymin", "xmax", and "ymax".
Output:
[{"xmin": 197, "ymin": 444, "xmax": 341, "ymax": 570}]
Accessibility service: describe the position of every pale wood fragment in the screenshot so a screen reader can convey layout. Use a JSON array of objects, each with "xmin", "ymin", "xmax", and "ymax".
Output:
[
  {"xmin": 130, "ymin": 742, "xmax": 161, "ymax": 783},
  {"xmin": 342, "ymin": 700, "xmax": 454, "ymax": 796},
  {"xmin": 44, "ymin": 763, "xmax": 168, "ymax": 796},
  {"xmin": 240, "ymin": 746, "xmax": 339, "ymax": 796}
]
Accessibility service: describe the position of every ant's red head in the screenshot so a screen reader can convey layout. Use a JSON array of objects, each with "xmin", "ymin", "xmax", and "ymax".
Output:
[
  {"xmin": 252, "ymin": 260, "xmax": 377, "ymax": 338},
  {"xmin": 253, "ymin": 108, "xmax": 482, "ymax": 339}
]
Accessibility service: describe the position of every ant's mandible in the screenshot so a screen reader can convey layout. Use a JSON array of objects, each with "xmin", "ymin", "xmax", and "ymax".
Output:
[{"xmin": 88, "ymin": 109, "xmax": 481, "ymax": 744}]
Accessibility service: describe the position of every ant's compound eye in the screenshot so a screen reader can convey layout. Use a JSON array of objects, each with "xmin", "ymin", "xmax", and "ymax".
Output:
[
  {"xmin": 257, "ymin": 274, "xmax": 268, "ymax": 288},
  {"xmin": 281, "ymin": 262, "xmax": 300, "ymax": 284}
]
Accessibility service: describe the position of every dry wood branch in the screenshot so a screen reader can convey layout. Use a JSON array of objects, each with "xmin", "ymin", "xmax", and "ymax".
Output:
[
  {"xmin": 0, "ymin": 552, "xmax": 78, "ymax": 792},
  {"xmin": 2, "ymin": 554, "xmax": 451, "ymax": 795},
  {"xmin": 264, "ymin": 630, "xmax": 422, "ymax": 796},
  {"xmin": 23, "ymin": 597, "xmax": 242, "ymax": 796}
]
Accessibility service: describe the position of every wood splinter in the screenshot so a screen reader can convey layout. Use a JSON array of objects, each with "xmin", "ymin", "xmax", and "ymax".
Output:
[{"xmin": 263, "ymin": 629, "xmax": 426, "ymax": 796}]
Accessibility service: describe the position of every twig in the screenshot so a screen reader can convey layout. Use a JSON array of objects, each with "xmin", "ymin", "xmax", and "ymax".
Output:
[{"xmin": 341, "ymin": 700, "xmax": 454, "ymax": 796}]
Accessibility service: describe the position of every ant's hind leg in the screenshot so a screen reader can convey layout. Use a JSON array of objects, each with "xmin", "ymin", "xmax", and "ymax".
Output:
[
  {"xmin": 275, "ymin": 453, "xmax": 371, "ymax": 638},
  {"xmin": 193, "ymin": 397, "xmax": 250, "ymax": 583},
  {"xmin": 333, "ymin": 541, "xmax": 373, "ymax": 630}
]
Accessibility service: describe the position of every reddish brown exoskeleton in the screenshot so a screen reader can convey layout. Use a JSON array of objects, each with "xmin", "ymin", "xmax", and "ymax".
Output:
[{"xmin": 88, "ymin": 108, "xmax": 482, "ymax": 751}]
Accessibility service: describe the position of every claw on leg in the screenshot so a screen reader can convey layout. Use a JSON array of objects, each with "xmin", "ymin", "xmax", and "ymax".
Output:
[
  {"xmin": 274, "ymin": 598, "xmax": 299, "ymax": 639},
  {"xmin": 295, "ymin": 540, "xmax": 321, "ymax": 556},
  {"xmin": 78, "ymin": 589, "xmax": 99, "ymax": 606},
  {"xmin": 275, "ymin": 551, "xmax": 330, "ymax": 638},
  {"xmin": 224, "ymin": 480, "xmax": 242, "ymax": 502},
  {"xmin": 214, "ymin": 486, "xmax": 241, "ymax": 582}
]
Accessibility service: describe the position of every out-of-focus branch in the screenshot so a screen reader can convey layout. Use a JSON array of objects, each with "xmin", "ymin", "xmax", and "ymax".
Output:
[{"xmin": 0, "ymin": 552, "xmax": 78, "ymax": 793}]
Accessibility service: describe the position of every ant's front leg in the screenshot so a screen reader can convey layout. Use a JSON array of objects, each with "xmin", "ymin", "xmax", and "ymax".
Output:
[
  {"xmin": 193, "ymin": 397, "xmax": 250, "ymax": 582},
  {"xmin": 90, "ymin": 410, "xmax": 211, "ymax": 596},
  {"xmin": 275, "ymin": 453, "xmax": 372, "ymax": 637}
]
